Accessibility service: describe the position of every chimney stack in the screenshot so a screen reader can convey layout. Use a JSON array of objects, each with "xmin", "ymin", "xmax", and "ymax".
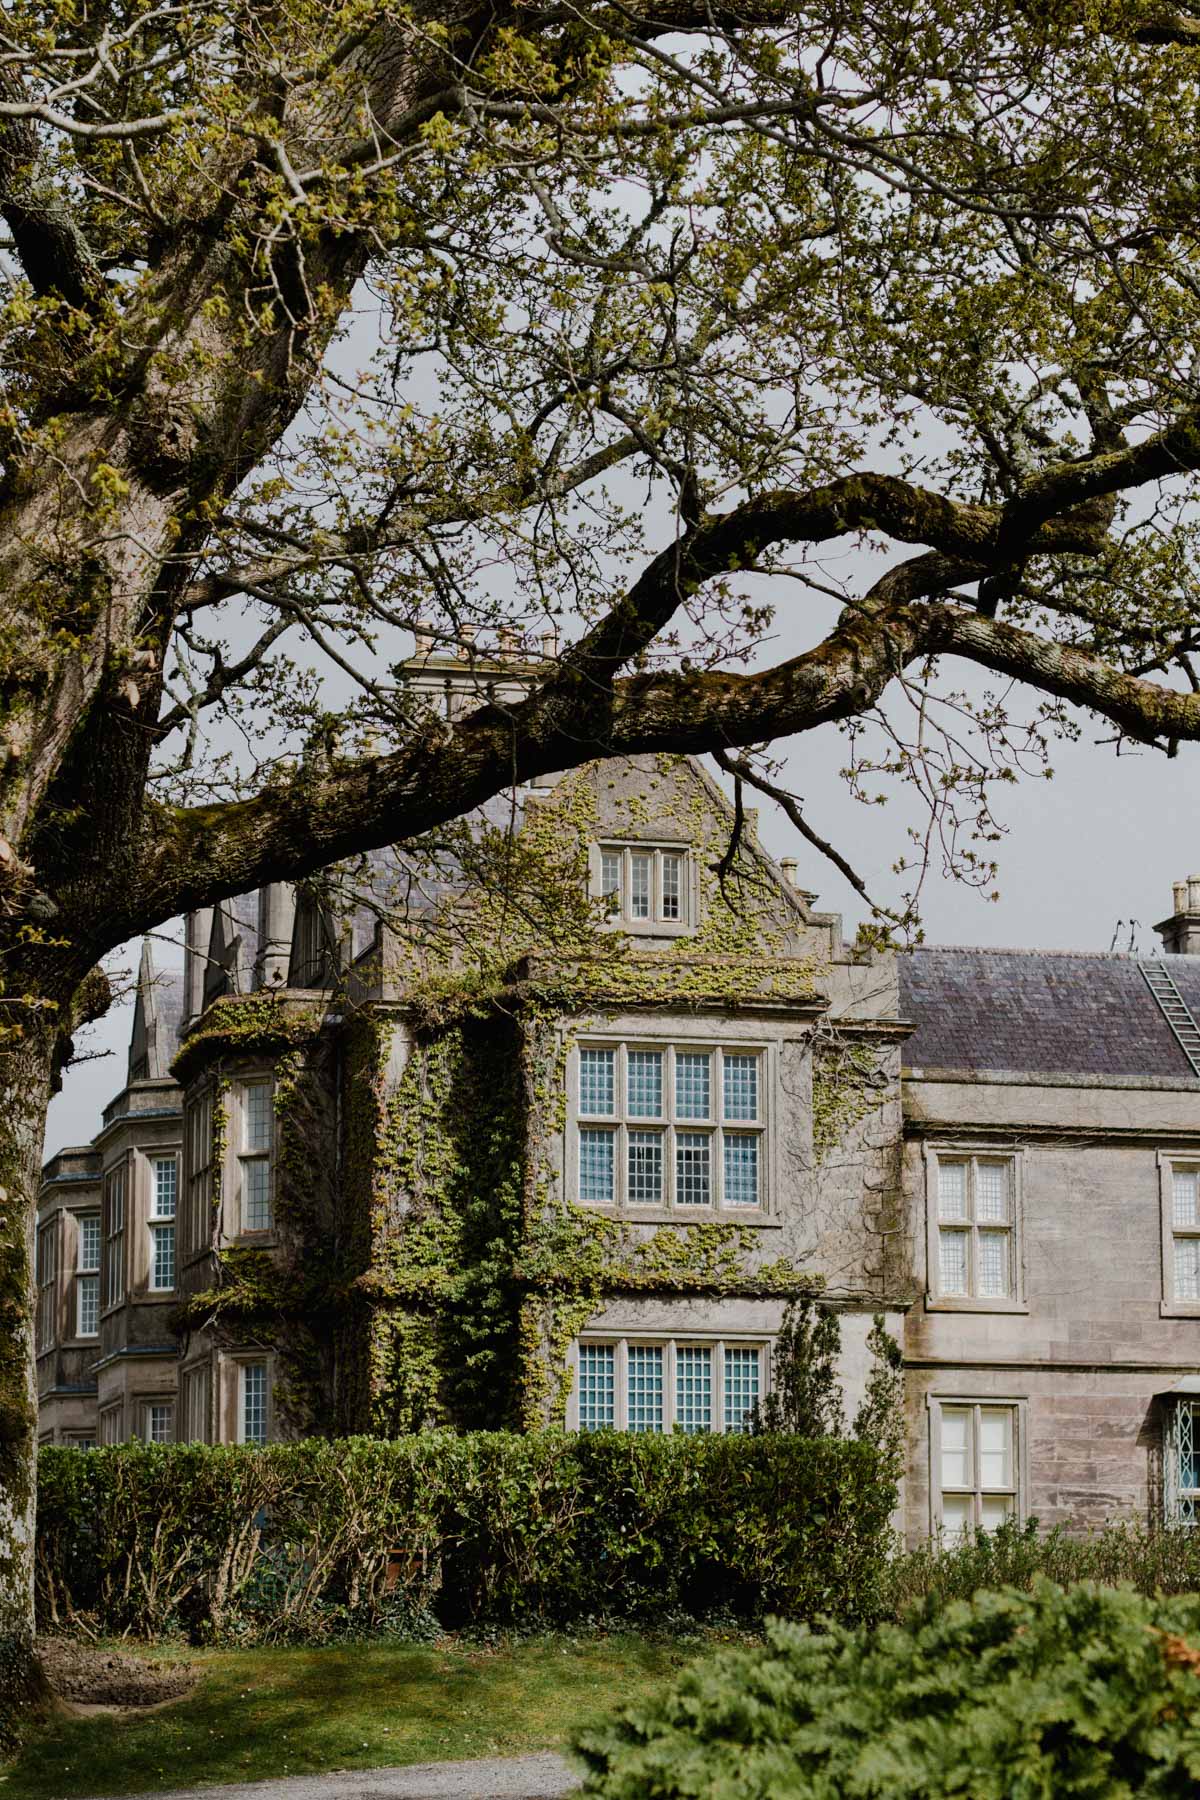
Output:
[{"xmin": 1157, "ymin": 876, "xmax": 1200, "ymax": 955}]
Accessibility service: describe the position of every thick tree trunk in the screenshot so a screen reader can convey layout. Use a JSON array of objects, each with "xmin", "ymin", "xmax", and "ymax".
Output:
[{"xmin": 0, "ymin": 1030, "xmax": 54, "ymax": 1747}]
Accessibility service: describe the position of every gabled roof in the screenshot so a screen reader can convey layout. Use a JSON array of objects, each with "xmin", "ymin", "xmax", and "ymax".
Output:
[{"xmin": 899, "ymin": 946, "xmax": 1200, "ymax": 1081}]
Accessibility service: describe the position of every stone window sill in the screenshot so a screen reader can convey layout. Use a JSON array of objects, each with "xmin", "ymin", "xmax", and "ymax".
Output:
[{"xmin": 924, "ymin": 1296, "xmax": 1029, "ymax": 1315}]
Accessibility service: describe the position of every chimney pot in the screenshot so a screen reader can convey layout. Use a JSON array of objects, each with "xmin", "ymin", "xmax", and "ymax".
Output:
[
  {"xmin": 1188, "ymin": 875, "xmax": 1200, "ymax": 914},
  {"xmin": 457, "ymin": 623, "xmax": 477, "ymax": 660},
  {"xmin": 780, "ymin": 858, "xmax": 798, "ymax": 885},
  {"xmin": 413, "ymin": 621, "xmax": 433, "ymax": 657},
  {"xmin": 540, "ymin": 628, "xmax": 559, "ymax": 659},
  {"xmin": 498, "ymin": 627, "xmax": 519, "ymax": 655},
  {"xmin": 1176, "ymin": 880, "xmax": 1190, "ymax": 915}
]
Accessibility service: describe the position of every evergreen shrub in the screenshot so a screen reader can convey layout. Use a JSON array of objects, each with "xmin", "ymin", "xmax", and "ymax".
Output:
[
  {"xmin": 35, "ymin": 1430, "xmax": 893, "ymax": 1642},
  {"xmin": 576, "ymin": 1581, "xmax": 1200, "ymax": 1798}
]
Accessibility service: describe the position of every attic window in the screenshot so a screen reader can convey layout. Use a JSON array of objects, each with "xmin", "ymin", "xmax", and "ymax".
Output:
[{"xmin": 598, "ymin": 843, "xmax": 690, "ymax": 928}]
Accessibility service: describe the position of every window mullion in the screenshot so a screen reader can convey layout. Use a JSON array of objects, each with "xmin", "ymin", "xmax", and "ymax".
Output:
[{"xmin": 972, "ymin": 1403, "xmax": 982, "ymax": 1524}]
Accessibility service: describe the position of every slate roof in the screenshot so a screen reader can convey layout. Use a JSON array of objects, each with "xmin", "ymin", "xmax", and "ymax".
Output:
[{"xmin": 899, "ymin": 947, "xmax": 1200, "ymax": 1081}]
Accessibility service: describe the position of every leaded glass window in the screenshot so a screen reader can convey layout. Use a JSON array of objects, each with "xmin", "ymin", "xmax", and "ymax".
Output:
[
  {"xmin": 627, "ymin": 1346, "xmax": 664, "ymax": 1433},
  {"xmin": 575, "ymin": 1044, "xmax": 765, "ymax": 1210},
  {"xmin": 76, "ymin": 1213, "xmax": 100, "ymax": 1338},
  {"xmin": 675, "ymin": 1347, "xmax": 712, "ymax": 1433},
  {"xmin": 596, "ymin": 844, "xmax": 692, "ymax": 927},
  {"xmin": 240, "ymin": 1362, "xmax": 269, "ymax": 1445},
  {"xmin": 145, "ymin": 1402, "xmax": 174, "ymax": 1444},
  {"xmin": 577, "ymin": 1344, "xmax": 616, "ymax": 1430},
  {"xmin": 1166, "ymin": 1400, "xmax": 1200, "ymax": 1524},
  {"xmin": 236, "ymin": 1081, "xmax": 273, "ymax": 1233},
  {"xmin": 574, "ymin": 1340, "xmax": 765, "ymax": 1433},
  {"xmin": 1170, "ymin": 1168, "xmax": 1200, "ymax": 1304},
  {"xmin": 934, "ymin": 1155, "xmax": 1016, "ymax": 1301},
  {"xmin": 724, "ymin": 1347, "xmax": 760, "ymax": 1433},
  {"xmin": 149, "ymin": 1155, "xmax": 177, "ymax": 1292},
  {"xmin": 580, "ymin": 1128, "xmax": 615, "ymax": 1203}
]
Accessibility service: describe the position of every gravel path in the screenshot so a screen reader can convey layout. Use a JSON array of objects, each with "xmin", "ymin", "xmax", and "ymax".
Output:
[{"xmin": 82, "ymin": 1752, "xmax": 582, "ymax": 1800}]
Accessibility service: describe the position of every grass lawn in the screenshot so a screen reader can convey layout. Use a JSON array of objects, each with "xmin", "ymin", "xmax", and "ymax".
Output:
[{"xmin": 1, "ymin": 1633, "xmax": 700, "ymax": 1800}]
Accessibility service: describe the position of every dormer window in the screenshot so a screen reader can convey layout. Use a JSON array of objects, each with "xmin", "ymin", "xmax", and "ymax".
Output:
[{"xmin": 598, "ymin": 843, "xmax": 691, "ymax": 929}]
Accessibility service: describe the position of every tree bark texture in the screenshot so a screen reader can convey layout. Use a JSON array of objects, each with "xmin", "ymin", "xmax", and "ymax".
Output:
[{"xmin": 0, "ymin": 1032, "xmax": 54, "ymax": 1745}]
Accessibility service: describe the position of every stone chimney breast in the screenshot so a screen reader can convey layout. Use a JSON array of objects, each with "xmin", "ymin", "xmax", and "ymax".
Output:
[{"xmin": 1156, "ymin": 876, "xmax": 1200, "ymax": 956}]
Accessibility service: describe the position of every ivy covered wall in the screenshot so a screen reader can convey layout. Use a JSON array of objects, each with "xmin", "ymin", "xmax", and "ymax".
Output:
[{"xmin": 168, "ymin": 753, "xmax": 911, "ymax": 1439}]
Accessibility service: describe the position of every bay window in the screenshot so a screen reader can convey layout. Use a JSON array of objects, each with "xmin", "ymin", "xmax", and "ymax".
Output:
[{"xmin": 576, "ymin": 1042, "xmax": 766, "ymax": 1212}]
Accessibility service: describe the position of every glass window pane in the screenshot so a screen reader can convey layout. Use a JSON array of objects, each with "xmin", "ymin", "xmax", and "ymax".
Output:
[
  {"xmin": 979, "ymin": 1494, "xmax": 1013, "ymax": 1532},
  {"xmin": 724, "ymin": 1347, "xmax": 760, "ymax": 1434},
  {"xmin": 675, "ymin": 1053, "xmax": 712, "ymax": 1119},
  {"xmin": 601, "ymin": 851, "xmax": 620, "ymax": 899},
  {"xmin": 77, "ymin": 1274, "xmax": 99, "ymax": 1337},
  {"xmin": 152, "ymin": 1158, "xmax": 177, "ymax": 1218},
  {"xmin": 979, "ymin": 1408, "xmax": 1012, "ymax": 1489},
  {"xmin": 152, "ymin": 1223, "xmax": 175, "ymax": 1291},
  {"xmin": 940, "ymin": 1406, "xmax": 971, "ymax": 1488},
  {"xmin": 627, "ymin": 1345, "xmax": 664, "ymax": 1432},
  {"xmin": 976, "ymin": 1161, "xmax": 1009, "ymax": 1222},
  {"xmin": 723, "ymin": 1134, "xmax": 760, "ymax": 1207},
  {"xmin": 939, "ymin": 1228, "xmax": 969, "ymax": 1295},
  {"xmin": 977, "ymin": 1230, "xmax": 1010, "ymax": 1298},
  {"xmin": 242, "ymin": 1160, "xmax": 272, "ymax": 1231},
  {"xmin": 675, "ymin": 1347, "xmax": 712, "ymax": 1433},
  {"xmin": 241, "ymin": 1364, "xmax": 268, "ymax": 1445},
  {"xmin": 630, "ymin": 854, "xmax": 651, "ymax": 919},
  {"xmin": 723, "ymin": 1054, "xmax": 759, "ymax": 1121},
  {"xmin": 578, "ymin": 1345, "xmax": 616, "ymax": 1430},
  {"xmin": 579, "ymin": 1048, "xmax": 615, "ymax": 1117},
  {"xmin": 940, "ymin": 1494, "xmax": 971, "ymax": 1542},
  {"xmin": 1175, "ymin": 1170, "xmax": 1200, "ymax": 1229},
  {"xmin": 627, "ymin": 1131, "xmax": 664, "ymax": 1206},
  {"xmin": 146, "ymin": 1403, "xmax": 173, "ymax": 1445},
  {"xmin": 938, "ymin": 1162, "xmax": 968, "ymax": 1220},
  {"xmin": 78, "ymin": 1216, "xmax": 100, "ymax": 1272},
  {"xmin": 243, "ymin": 1084, "xmax": 272, "ymax": 1153},
  {"xmin": 580, "ymin": 1128, "xmax": 615, "ymax": 1204},
  {"xmin": 676, "ymin": 1133, "xmax": 712, "ymax": 1206},
  {"xmin": 1176, "ymin": 1238, "xmax": 1200, "ymax": 1301},
  {"xmin": 661, "ymin": 854, "xmax": 682, "ymax": 921},
  {"xmin": 627, "ymin": 1051, "xmax": 663, "ymax": 1118}
]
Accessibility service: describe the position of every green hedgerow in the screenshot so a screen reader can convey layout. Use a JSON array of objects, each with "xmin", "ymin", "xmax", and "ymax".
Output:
[{"xmin": 575, "ymin": 1581, "xmax": 1200, "ymax": 1798}]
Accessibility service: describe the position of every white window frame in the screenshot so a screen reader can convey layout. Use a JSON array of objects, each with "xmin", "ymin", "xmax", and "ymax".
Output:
[
  {"xmin": 924, "ymin": 1145, "xmax": 1026, "ymax": 1313},
  {"xmin": 568, "ymin": 1337, "xmax": 768, "ymax": 1434},
  {"xmin": 236, "ymin": 1357, "xmax": 272, "ymax": 1445},
  {"xmin": 593, "ymin": 842, "xmax": 696, "ymax": 934},
  {"xmin": 928, "ymin": 1395, "xmax": 1026, "ymax": 1539},
  {"xmin": 75, "ymin": 1211, "xmax": 100, "ymax": 1338},
  {"xmin": 571, "ymin": 1039, "xmax": 770, "ymax": 1215},
  {"xmin": 142, "ymin": 1400, "xmax": 175, "ymax": 1444},
  {"xmin": 231, "ymin": 1079, "xmax": 275, "ymax": 1236},
  {"xmin": 1159, "ymin": 1153, "xmax": 1200, "ymax": 1317},
  {"xmin": 148, "ymin": 1154, "xmax": 177, "ymax": 1293}
]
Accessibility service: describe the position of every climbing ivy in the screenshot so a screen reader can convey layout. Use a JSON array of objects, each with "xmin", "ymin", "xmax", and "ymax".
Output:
[{"xmin": 170, "ymin": 755, "xmax": 893, "ymax": 1438}]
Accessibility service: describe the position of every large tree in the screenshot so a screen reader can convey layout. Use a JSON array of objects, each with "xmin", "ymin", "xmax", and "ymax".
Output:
[{"xmin": 4, "ymin": 0, "xmax": 1200, "ymax": 1720}]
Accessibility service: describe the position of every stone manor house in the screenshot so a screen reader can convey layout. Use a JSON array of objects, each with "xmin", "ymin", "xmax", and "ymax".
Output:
[{"xmin": 32, "ymin": 649, "xmax": 1200, "ymax": 1544}]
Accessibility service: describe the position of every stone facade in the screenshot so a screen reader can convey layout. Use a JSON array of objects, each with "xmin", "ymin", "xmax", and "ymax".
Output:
[{"xmin": 33, "ymin": 650, "xmax": 1200, "ymax": 1542}]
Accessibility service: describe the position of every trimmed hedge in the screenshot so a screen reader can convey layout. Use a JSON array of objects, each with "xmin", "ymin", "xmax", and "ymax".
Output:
[
  {"xmin": 576, "ymin": 1580, "xmax": 1200, "ymax": 1798},
  {"xmin": 35, "ymin": 1431, "xmax": 893, "ymax": 1642}
]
